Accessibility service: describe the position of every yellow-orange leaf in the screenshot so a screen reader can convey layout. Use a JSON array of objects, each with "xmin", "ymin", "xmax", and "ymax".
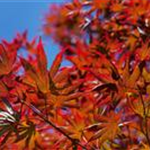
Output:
[{"xmin": 87, "ymin": 111, "xmax": 120, "ymax": 143}]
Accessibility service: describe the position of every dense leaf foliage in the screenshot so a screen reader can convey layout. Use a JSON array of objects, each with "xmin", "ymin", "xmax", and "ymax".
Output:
[{"xmin": 1, "ymin": 0, "xmax": 150, "ymax": 149}]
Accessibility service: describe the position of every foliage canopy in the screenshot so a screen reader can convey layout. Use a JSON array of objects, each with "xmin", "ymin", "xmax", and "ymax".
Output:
[{"xmin": 1, "ymin": 0, "xmax": 150, "ymax": 149}]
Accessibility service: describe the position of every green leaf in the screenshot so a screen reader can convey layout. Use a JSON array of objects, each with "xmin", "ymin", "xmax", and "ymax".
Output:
[
  {"xmin": 0, "ymin": 126, "xmax": 9, "ymax": 137},
  {"xmin": 73, "ymin": 145, "xmax": 77, "ymax": 150}
]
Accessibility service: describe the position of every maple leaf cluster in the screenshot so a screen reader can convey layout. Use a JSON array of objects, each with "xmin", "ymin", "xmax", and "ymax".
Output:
[{"xmin": 1, "ymin": 0, "xmax": 150, "ymax": 149}]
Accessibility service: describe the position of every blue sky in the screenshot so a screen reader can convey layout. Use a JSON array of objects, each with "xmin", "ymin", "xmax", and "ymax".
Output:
[{"xmin": 0, "ymin": 0, "xmax": 69, "ymax": 67}]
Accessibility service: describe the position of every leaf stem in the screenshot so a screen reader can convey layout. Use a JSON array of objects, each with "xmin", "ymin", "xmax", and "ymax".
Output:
[{"xmin": 139, "ymin": 90, "xmax": 150, "ymax": 146}]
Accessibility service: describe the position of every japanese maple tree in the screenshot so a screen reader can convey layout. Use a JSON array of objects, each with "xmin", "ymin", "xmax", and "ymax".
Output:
[{"xmin": 1, "ymin": 0, "xmax": 150, "ymax": 149}]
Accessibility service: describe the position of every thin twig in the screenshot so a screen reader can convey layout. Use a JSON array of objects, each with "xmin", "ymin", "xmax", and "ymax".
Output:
[{"xmin": 20, "ymin": 99, "xmax": 87, "ymax": 150}]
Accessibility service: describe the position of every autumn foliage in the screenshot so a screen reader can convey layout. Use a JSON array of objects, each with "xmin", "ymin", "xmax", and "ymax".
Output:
[{"xmin": 1, "ymin": 0, "xmax": 150, "ymax": 149}]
